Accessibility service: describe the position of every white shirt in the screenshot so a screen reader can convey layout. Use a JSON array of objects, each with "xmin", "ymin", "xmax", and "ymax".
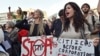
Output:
[{"xmin": 60, "ymin": 23, "xmax": 81, "ymax": 39}]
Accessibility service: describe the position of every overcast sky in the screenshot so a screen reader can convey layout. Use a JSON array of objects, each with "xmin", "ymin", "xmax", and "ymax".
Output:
[{"xmin": 0, "ymin": 0, "xmax": 99, "ymax": 16}]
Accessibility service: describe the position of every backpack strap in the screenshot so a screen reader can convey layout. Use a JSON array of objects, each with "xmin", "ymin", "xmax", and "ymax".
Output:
[
  {"xmin": 85, "ymin": 20, "xmax": 92, "ymax": 32},
  {"xmin": 80, "ymin": 25, "xmax": 88, "ymax": 45},
  {"xmin": 92, "ymin": 15, "xmax": 96, "ymax": 29}
]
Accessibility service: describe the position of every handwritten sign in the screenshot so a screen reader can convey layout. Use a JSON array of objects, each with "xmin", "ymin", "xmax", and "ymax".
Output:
[
  {"xmin": 21, "ymin": 36, "xmax": 94, "ymax": 56},
  {"xmin": 21, "ymin": 36, "xmax": 57, "ymax": 56},
  {"xmin": 57, "ymin": 38, "xmax": 94, "ymax": 56}
]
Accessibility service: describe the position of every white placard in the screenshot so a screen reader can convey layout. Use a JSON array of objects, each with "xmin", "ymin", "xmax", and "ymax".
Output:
[{"xmin": 21, "ymin": 36, "xmax": 94, "ymax": 56}]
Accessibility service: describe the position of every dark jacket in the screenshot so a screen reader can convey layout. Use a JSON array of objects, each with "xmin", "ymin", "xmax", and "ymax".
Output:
[
  {"xmin": 95, "ymin": 46, "xmax": 100, "ymax": 56},
  {"xmin": 15, "ymin": 19, "xmax": 51, "ymax": 36},
  {"xmin": 51, "ymin": 19, "xmax": 62, "ymax": 37}
]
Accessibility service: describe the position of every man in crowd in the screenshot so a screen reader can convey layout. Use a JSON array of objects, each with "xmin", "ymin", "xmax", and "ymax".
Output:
[
  {"xmin": 51, "ymin": 9, "xmax": 64, "ymax": 37},
  {"xmin": 81, "ymin": 3, "xmax": 98, "ymax": 32}
]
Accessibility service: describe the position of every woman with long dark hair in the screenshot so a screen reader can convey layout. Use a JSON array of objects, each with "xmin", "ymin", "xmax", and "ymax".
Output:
[
  {"xmin": 60, "ymin": 2, "xmax": 99, "ymax": 56},
  {"xmin": 60, "ymin": 2, "xmax": 87, "ymax": 39}
]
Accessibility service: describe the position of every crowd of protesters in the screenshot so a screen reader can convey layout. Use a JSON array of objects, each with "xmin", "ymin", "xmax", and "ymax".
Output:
[{"xmin": 0, "ymin": 1, "xmax": 100, "ymax": 56}]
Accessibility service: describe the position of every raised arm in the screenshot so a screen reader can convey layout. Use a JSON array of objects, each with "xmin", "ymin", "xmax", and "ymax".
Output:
[{"xmin": 7, "ymin": 6, "xmax": 12, "ymax": 19}]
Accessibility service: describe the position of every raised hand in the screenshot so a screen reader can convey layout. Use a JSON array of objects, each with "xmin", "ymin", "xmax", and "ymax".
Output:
[{"xmin": 8, "ymin": 6, "xmax": 11, "ymax": 12}]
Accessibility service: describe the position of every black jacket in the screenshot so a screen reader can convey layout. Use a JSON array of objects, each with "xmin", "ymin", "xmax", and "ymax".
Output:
[
  {"xmin": 15, "ymin": 19, "xmax": 51, "ymax": 36},
  {"xmin": 51, "ymin": 19, "xmax": 62, "ymax": 37}
]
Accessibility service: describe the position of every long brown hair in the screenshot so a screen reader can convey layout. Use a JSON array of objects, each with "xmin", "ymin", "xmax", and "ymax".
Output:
[{"xmin": 63, "ymin": 2, "xmax": 86, "ymax": 32}]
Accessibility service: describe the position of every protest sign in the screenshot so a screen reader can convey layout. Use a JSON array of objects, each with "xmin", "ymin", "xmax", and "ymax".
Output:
[
  {"xmin": 57, "ymin": 38, "xmax": 94, "ymax": 56},
  {"xmin": 21, "ymin": 36, "xmax": 58, "ymax": 56},
  {"xmin": 21, "ymin": 36, "xmax": 94, "ymax": 56}
]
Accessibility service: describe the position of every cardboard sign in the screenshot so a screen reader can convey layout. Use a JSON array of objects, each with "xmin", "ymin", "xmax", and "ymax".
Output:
[
  {"xmin": 56, "ymin": 38, "xmax": 94, "ymax": 56},
  {"xmin": 21, "ymin": 36, "xmax": 57, "ymax": 56},
  {"xmin": 21, "ymin": 36, "xmax": 94, "ymax": 56}
]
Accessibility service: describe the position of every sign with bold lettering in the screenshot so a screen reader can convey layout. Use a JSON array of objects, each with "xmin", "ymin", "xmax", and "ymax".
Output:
[
  {"xmin": 21, "ymin": 36, "xmax": 58, "ymax": 56},
  {"xmin": 57, "ymin": 38, "xmax": 94, "ymax": 56},
  {"xmin": 21, "ymin": 36, "xmax": 94, "ymax": 56}
]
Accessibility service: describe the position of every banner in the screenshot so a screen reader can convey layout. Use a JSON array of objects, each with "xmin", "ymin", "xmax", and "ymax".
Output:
[
  {"xmin": 21, "ymin": 36, "xmax": 94, "ymax": 56},
  {"xmin": 56, "ymin": 38, "xmax": 94, "ymax": 56}
]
